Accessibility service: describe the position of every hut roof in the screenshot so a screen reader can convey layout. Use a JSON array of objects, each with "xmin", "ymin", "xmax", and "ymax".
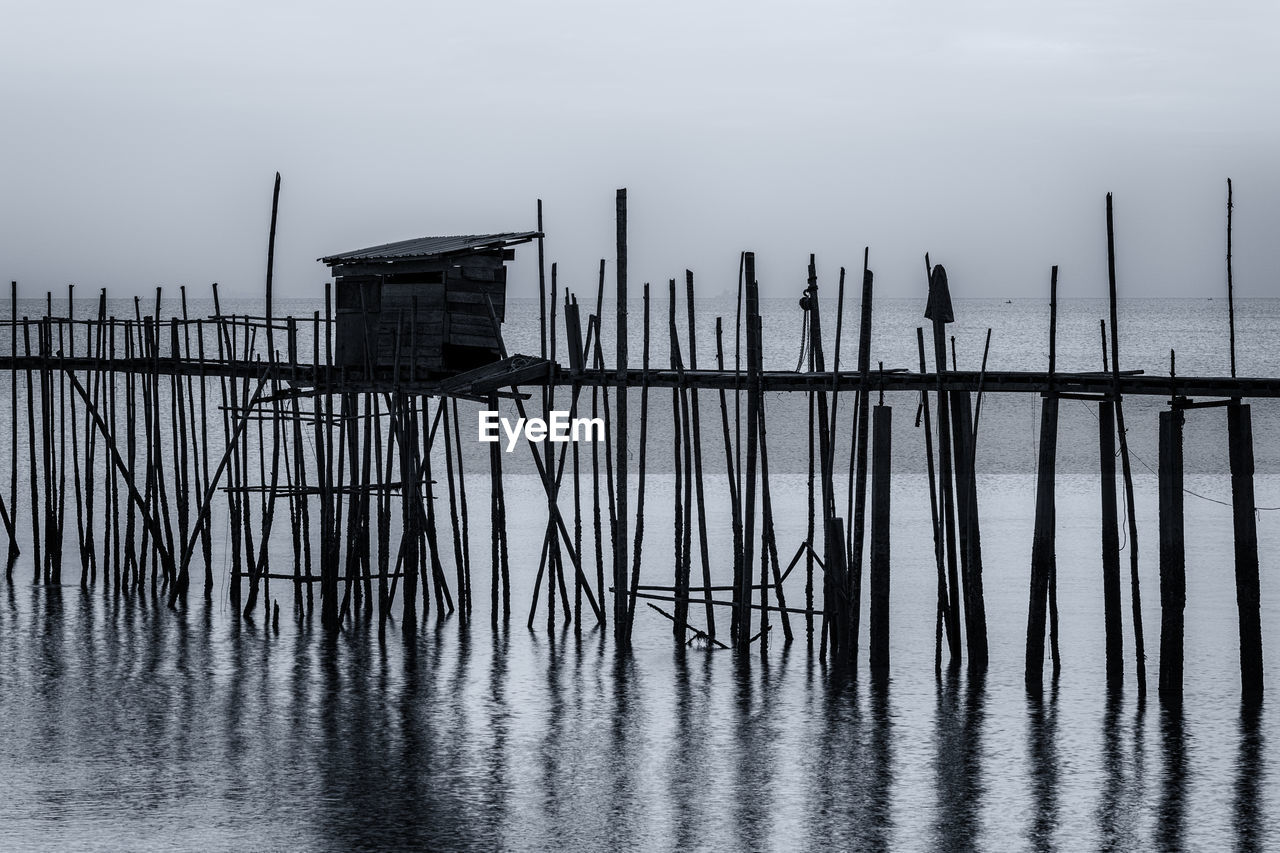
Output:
[{"xmin": 320, "ymin": 231, "xmax": 541, "ymax": 266}]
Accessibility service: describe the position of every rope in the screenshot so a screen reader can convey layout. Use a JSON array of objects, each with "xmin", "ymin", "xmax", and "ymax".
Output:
[{"xmin": 795, "ymin": 306, "xmax": 809, "ymax": 373}]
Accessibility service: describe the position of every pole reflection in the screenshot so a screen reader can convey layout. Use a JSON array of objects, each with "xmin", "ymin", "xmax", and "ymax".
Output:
[
  {"xmin": 1234, "ymin": 701, "xmax": 1265, "ymax": 853},
  {"xmin": 931, "ymin": 669, "xmax": 986, "ymax": 852},
  {"xmin": 1025, "ymin": 683, "xmax": 1059, "ymax": 852}
]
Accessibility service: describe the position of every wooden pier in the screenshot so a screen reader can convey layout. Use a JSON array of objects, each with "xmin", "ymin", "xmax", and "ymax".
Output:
[{"xmin": 0, "ymin": 184, "xmax": 1267, "ymax": 704}]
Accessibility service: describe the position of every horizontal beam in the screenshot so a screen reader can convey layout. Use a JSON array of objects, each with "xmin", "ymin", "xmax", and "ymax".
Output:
[{"xmin": 4, "ymin": 355, "xmax": 1279, "ymax": 399}]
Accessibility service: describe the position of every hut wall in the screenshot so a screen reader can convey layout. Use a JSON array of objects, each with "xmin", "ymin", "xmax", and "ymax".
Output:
[{"xmin": 332, "ymin": 251, "xmax": 507, "ymax": 373}]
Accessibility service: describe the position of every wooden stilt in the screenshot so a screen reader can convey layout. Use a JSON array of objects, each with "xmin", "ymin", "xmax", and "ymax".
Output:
[
  {"xmin": 1106, "ymin": 193, "xmax": 1148, "ymax": 694},
  {"xmin": 1026, "ymin": 395, "xmax": 1059, "ymax": 687},
  {"xmin": 1099, "ymin": 399, "xmax": 1124, "ymax": 689},
  {"xmin": 927, "ymin": 266, "xmax": 963, "ymax": 667},
  {"xmin": 614, "ymin": 188, "xmax": 629, "ymax": 644},
  {"xmin": 1227, "ymin": 401, "xmax": 1263, "ymax": 702},
  {"xmin": 1158, "ymin": 407, "xmax": 1185, "ymax": 701},
  {"xmin": 869, "ymin": 402, "xmax": 892, "ymax": 673},
  {"xmin": 684, "ymin": 271, "xmax": 715, "ymax": 639}
]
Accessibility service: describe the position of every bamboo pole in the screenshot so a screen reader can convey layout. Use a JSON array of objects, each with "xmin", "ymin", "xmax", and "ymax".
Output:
[
  {"xmin": 927, "ymin": 265, "xmax": 963, "ymax": 667},
  {"xmin": 669, "ymin": 278, "xmax": 691, "ymax": 637},
  {"xmin": 452, "ymin": 398, "xmax": 473, "ymax": 618},
  {"xmin": 614, "ymin": 188, "xmax": 629, "ymax": 643},
  {"xmin": 623, "ymin": 283, "xmax": 651, "ymax": 644},
  {"xmin": 1106, "ymin": 193, "xmax": 1147, "ymax": 694},
  {"xmin": 738, "ymin": 255, "xmax": 760, "ymax": 649},
  {"xmin": 7, "ymin": 282, "xmax": 17, "ymax": 572},
  {"xmin": 916, "ymin": 339, "xmax": 952, "ymax": 671},
  {"xmin": 1025, "ymin": 393, "xmax": 1059, "ymax": 688},
  {"xmin": 1227, "ymin": 178, "xmax": 1236, "ymax": 379},
  {"xmin": 714, "ymin": 317, "xmax": 742, "ymax": 643},
  {"xmin": 848, "ymin": 261, "xmax": 874, "ymax": 665},
  {"xmin": 684, "ymin": 271, "xmax": 715, "ymax": 638}
]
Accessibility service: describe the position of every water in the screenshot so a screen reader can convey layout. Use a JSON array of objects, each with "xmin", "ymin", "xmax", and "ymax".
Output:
[{"xmin": 0, "ymin": 295, "xmax": 1276, "ymax": 850}]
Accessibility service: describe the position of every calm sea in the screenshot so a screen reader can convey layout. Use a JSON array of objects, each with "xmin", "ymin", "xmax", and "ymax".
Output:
[{"xmin": 0, "ymin": 295, "xmax": 1275, "ymax": 851}]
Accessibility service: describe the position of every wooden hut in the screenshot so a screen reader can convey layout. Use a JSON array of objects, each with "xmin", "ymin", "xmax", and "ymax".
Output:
[{"xmin": 321, "ymin": 231, "xmax": 540, "ymax": 375}]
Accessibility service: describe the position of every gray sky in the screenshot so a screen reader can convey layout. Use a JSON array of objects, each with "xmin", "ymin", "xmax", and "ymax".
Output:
[{"xmin": 2, "ymin": 0, "xmax": 1278, "ymax": 300}]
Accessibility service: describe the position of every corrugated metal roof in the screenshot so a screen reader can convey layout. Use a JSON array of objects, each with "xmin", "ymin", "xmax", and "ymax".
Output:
[{"xmin": 321, "ymin": 231, "xmax": 541, "ymax": 265}]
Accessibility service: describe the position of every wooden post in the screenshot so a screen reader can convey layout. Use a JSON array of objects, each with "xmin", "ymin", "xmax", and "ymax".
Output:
[
  {"xmin": 421, "ymin": 396, "xmax": 452, "ymax": 618},
  {"xmin": 927, "ymin": 265, "xmax": 963, "ymax": 667},
  {"xmin": 452, "ymin": 398, "xmax": 473, "ymax": 617},
  {"xmin": 623, "ymin": 282, "xmax": 651, "ymax": 644},
  {"xmin": 848, "ymin": 263, "xmax": 874, "ymax": 665},
  {"xmin": 824, "ymin": 516, "xmax": 848, "ymax": 660},
  {"xmin": 802, "ymin": 256, "xmax": 840, "ymax": 658},
  {"xmin": 714, "ymin": 317, "xmax": 744, "ymax": 642},
  {"xmin": 949, "ymin": 388, "xmax": 988, "ymax": 669},
  {"xmin": 1107, "ymin": 193, "xmax": 1148, "ymax": 693},
  {"xmin": 806, "ymin": 365, "xmax": 816, "ymax": 644},
  {"xmin": 738, "ymin": 253, "xmax": 760, "ymax": 649},
  {"xmin": 442, "ymin": 398, "xmax": 466, "ymax": 618},
  {"xmin": 7, "ymin": 282, "xmax": 17, "ymax": 573},
  {"xmin": 1227, "ymin": 401, "xmax": 1263, "ymax": 702},
  {"xmin": 685, "ymin": 271, "xmax": 715, "ymax": 638},
  {"xmin": 488, "ymin": 390, "xmax": 509, "ymax": 625},
  {"xmin": 917, "ymin": 326, "xmax": 953, "ymax": 669},
  {"xmin": 590, "ymin": 261, "xmax": 612, "ymax": 628},
  {"xmin": 1158, "ymin": 407, "xmax": 1185, "ymax": 701},
  {"xmin": 1227, "ymin": 178, "xmax": 1236, "ymax": 379},
  {"xmin": 1025, "ymin": 395, "xmax": 1058, "ymax": 687},
  {"xmin": 869, "ymin": 402, "xmax": 891, "ymax": 673},
  {"xmin": 1099, "ymin": 399, "xmax": 1124, "ymax": 690},
  {"xmin": 108, "ymin": 314, "xmax": 121, "ymax": 590},
  {"xmin": 614, "ymin": 188, "xmax": 629, "ymax": 643},
  {"xmin": 31, "ymin": 313, "xmax": 43, "ymax": 584},
  {"xmin": 750, "ymin": 402, "xmax": 792, "ymax": 651},
  {"xmin": 669, "ymin": 279, "xmax": 690, "ymax": 637}
]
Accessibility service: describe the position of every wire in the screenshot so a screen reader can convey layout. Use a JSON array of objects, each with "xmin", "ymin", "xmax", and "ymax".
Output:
[{"xmin": 1072, "ymin": 398, "xmax": 1280, "ymax": 513}]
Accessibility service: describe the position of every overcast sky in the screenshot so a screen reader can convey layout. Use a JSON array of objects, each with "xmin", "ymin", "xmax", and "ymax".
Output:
[{"xmin": 2, "ymin": 0, "xmax": 1277, "ymax": 301}]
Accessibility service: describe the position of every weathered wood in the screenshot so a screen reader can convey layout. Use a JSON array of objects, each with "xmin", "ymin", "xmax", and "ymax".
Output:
[
  {"xmin": 917, "ymin": 326, "xmax": 954, "ymax": 669},
  {"xmin": 685, "ymin": 271, "xmax": 715, "ymax": 639},
  {"xmin": 669, "ymin": 279, "xmax": 691, "ymax": 637},
  {"xmin": 1227, "ymin": 402, "xmax": 1263, "ymax": 702},
  {"xmin": 949, "ymin": 388, "xmax": 988, "ymax": 669},
  {"xmin": 929, "ymin": 265, "xmax": 964, "ymax": 668},
  {"xmin": 738, "ymin": 255, "xmax": 760, "ymax": 649},
  {"xmin": 848, "ymin": 263, "xmax": 874, "ymax": 667},
  {"xmin": 6, "ymin": 283, "xmax": 16, "ymax": 572},
  {"xmin": 1227, "ymin": 178, "xmax": 1236, "ymax": 378},
  {"xmin": 1026, "ymin": 395, "xmax": 1058, "ymax": 687},
  {"xmin": 488, "ymin": 391, "xmax": 510, "ymax": 625},
  {"xmin": 623, "ymin": 283, "xmax": 652, "ymax": 644},
  {"xmin": 615, "ymin": 188, "xmax": 629, "ymax": 643},
  {"xmin": 869, "ymin": 403, "xmax": 891, "ymax": 673},
  {"xmin": 1158, "ymin": 407, "xmax": 1185, "ymax": 701},
  {"xmin": 754, "ymin": 395, "xmax": 786, "ymax": 649},
  {"xmin": 801, "ymin": 256, "xmax": 840, "ymax": 659},
  {"xmin": 1107, "ymin": 193, "xmax": 1148, "ymax": 694},
  {"xmin": 714, "ymin": 317, "xmax": 743, "ymax": 643},
  {"xmin": 1099, "ymin": 400, "xmax": 1124, "ymax": 690}
]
